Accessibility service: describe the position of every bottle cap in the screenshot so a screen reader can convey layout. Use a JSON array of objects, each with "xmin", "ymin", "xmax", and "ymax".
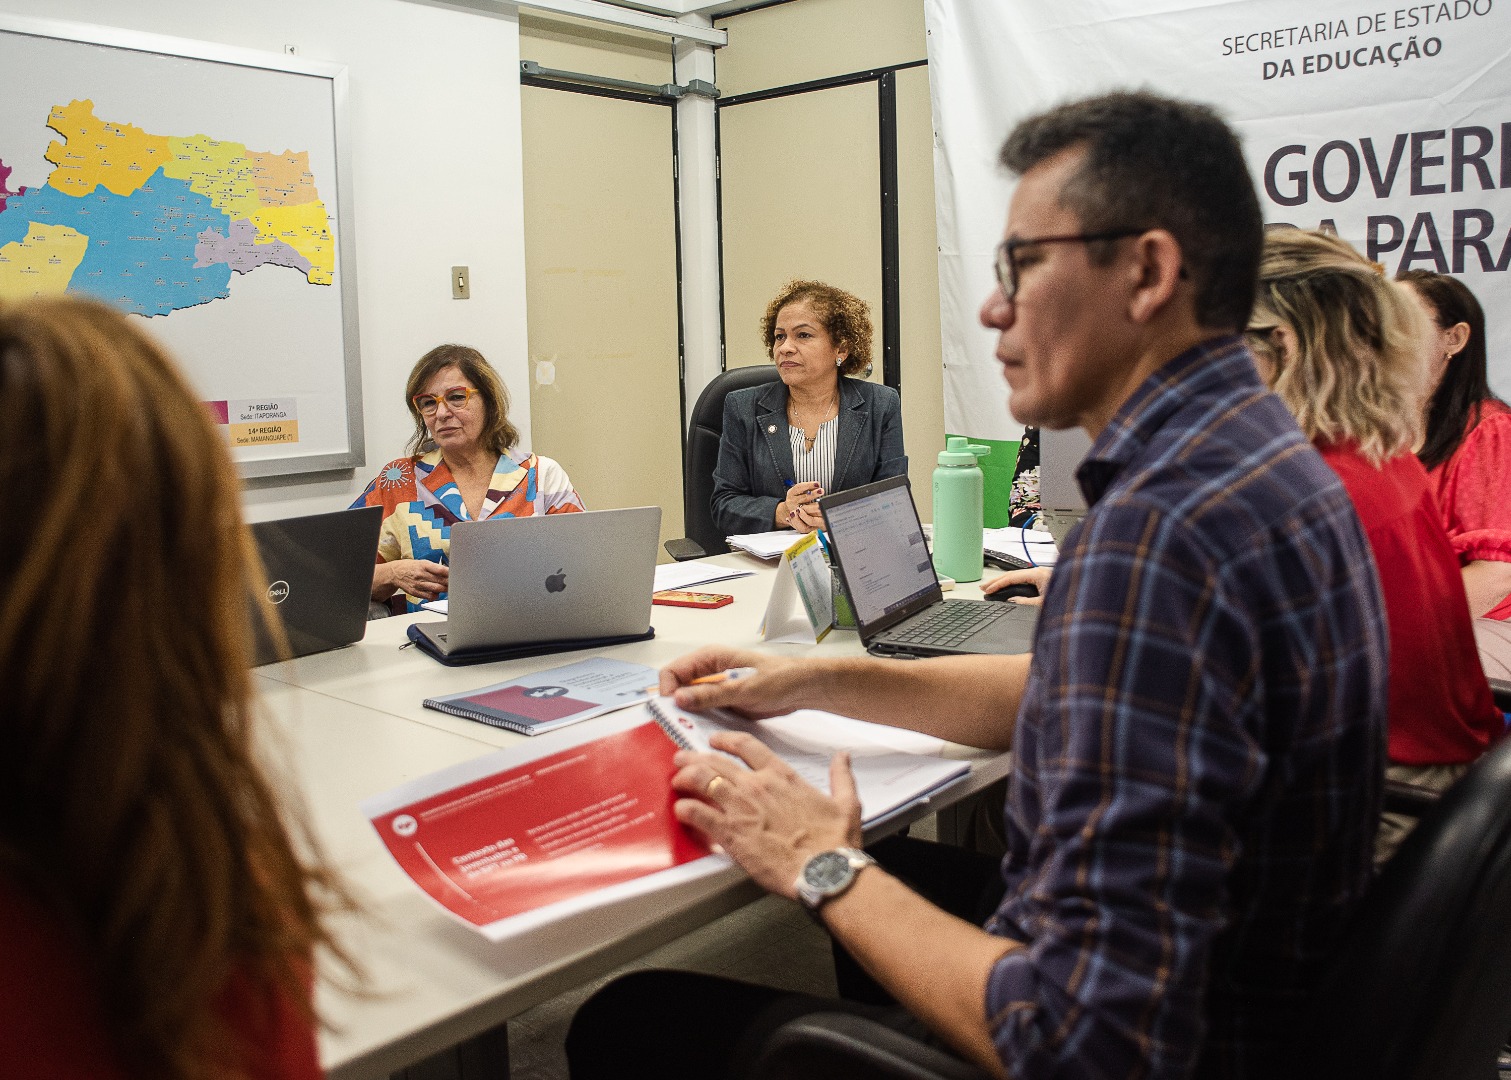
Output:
[{"xmin": 937, "ymin": 435, "xmax": 991, "ymax": 466}]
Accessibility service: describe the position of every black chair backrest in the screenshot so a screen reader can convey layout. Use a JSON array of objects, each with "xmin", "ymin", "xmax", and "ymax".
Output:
[
  {"xmin": 682, "ymin": 365, "xmax": 782, "ymax": 556},
  {"xmin": 1295, "ymin": 734, "xmax": 1511, "ymax": 1079}
]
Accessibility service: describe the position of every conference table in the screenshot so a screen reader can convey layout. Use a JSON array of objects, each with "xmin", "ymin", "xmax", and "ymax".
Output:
[{"xmin": 251, "ymin": 553, "xmax": 1016, "ymax": 1080}]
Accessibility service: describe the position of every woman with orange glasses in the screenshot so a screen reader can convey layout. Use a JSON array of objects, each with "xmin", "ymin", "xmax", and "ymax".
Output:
[{"xmin": 351, "ymin": 344, "xmax": 583, "ymax": 613}]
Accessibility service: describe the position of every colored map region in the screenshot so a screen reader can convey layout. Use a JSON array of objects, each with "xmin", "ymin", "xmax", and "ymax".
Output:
[
  {"xmin": 0, "ymin": 159, "xmax": 24, "ymax": 213},
  {"xmin": 44, "ymin": 100, "xmax": 171, "ymax": 198},
  {"xmin": 0, "ymin": 99, "xmax": 334, "ymax": 316},
  {"xmin": 0, "ymin": 222, "xmax": 88, "ymax": 296}
]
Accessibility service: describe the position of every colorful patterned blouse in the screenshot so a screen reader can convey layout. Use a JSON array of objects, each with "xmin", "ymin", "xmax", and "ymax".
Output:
[{"xmin": 350, "ymin": 447, "xmax": 584, "ymax": 611}]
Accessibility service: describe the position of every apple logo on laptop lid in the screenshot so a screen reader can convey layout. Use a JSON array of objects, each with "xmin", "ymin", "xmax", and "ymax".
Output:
[{"xmin": 545, "ymin": 568, "xmax": 566, "ymax": 593}]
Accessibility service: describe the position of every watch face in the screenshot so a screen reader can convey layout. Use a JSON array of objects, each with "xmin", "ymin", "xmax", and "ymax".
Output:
[{"xmin": 803, "ymin": 850, "xmax": 853, "ymax": 891}]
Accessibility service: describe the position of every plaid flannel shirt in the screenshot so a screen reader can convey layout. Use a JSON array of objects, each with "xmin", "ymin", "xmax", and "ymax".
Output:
[{"xmin": 986, "ymin": 335, "xmax": 1388, "ymax": 1080}]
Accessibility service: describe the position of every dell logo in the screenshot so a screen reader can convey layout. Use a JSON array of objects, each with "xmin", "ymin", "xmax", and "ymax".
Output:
[
  {"xmin": 267, "ymin": 580, "xmax": 290, "ymax": 605},
  {"xmin": 545, "ymin": 569, "xmax": 567, "ymax": 593}
]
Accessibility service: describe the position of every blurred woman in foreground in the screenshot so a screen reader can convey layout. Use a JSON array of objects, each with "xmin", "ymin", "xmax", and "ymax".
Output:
[
  {"xmin": 1249, "ymin": 230, "xmax": 1503, "ymax": 862},
  {"xmin": 0, "ymin": 297, "xmax": 353, "ymax": 1079}
]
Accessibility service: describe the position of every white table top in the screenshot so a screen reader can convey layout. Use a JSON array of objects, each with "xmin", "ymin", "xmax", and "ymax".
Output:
[{"xmin": 257, "ymin": 554, "xmax": 1013, "ymax": 1079}]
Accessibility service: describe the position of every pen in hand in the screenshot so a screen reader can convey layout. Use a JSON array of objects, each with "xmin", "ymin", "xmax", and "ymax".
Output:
[{"xmin": 689, "ymin": 667, "xmax": 757, "ymax": 686}]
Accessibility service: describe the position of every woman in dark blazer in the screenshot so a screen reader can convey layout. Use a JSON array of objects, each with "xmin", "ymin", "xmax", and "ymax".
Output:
[{"xmin": 712, "ymin": 280, "xmax": 907, "ymax": 535}]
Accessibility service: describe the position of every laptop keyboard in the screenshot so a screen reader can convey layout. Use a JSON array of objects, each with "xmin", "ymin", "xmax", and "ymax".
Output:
[{"xmin": 893, "ymin": 601, "xmax": 1010, "ymax": 648}]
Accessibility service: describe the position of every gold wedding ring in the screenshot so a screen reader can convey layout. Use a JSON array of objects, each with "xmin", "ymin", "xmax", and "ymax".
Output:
[{"xmin": 706, "ymin": 775, "xmax": 728, "ymax": 799}]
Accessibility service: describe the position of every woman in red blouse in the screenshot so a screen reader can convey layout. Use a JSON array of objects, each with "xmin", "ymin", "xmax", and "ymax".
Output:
[
  {"xmin": 0, "ymin": 297, "xmax": 355, "ymax": 1080},
  {"xmin": 1250, "ymin": 231, "xmax": 1503, "ymax": 862},
  {"xmin": 1398, "ymin": 270, "xmax": 1511, "ymax": 619}
]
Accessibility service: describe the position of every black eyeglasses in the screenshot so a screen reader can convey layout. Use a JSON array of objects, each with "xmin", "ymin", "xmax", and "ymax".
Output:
[{"xmin": 993, "ymin": 229, "xmax": 1145, "ymax": 301}]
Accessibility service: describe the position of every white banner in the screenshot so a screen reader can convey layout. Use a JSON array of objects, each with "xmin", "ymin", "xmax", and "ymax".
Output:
[{"xmin": 926, "ymin": 0, "xmax": 1511, "ymax": 441}]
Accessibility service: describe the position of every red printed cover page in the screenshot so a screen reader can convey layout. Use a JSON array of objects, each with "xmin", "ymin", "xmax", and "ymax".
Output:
[{"xmin": 367, "ymin": 722, "xmax": 708, "ymax": 933}]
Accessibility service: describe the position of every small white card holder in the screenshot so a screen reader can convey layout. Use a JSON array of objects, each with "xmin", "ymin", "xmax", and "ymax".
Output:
[{"xmin": 760, "ymin": 531, "xmax": 833, "ymax": 644}]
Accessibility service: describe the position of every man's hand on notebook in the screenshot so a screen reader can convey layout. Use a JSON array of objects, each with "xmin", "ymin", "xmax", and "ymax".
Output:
[
  {"xmin": 670, "ymin": 731, "xmax": 863, "ymax": 898},
  {"xmin": 661, "ymin": 646, "xmax": 814, "ymax": 720}
]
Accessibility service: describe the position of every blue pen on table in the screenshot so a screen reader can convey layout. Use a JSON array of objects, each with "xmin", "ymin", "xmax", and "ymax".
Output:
[
  {"xmin": 689, "ymin": 666, "xmax": 757, "ymax": 686},
  {"xmin": 814, "ymin": 529, "xmax": 832, "ymax": 560}
]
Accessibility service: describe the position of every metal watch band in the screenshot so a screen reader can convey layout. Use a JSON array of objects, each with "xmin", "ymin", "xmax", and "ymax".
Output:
[{"xmin": 794, "ymin": 846, "xmax": 876, "ymax": 921}]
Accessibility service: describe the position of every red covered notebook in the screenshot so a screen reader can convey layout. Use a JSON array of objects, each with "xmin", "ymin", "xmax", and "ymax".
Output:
[
  {"xmin": 362, "ymin": 715, "xmax": 711, "ymax": 940},
  {"xmin": 362, "ymin": 699, "xmax": 969, "ymax": 941}
]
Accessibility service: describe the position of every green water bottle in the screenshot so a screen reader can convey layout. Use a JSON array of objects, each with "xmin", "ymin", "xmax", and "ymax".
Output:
[{"xmin": 932, "ymin": 436, "xmax": 991, "ymax": 583}]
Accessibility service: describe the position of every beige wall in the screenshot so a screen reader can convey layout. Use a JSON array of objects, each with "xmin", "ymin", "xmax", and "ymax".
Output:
[
  {"xmin": 519, "ymin": 12, "xmax": 672, "ymax": 82},
  {"xmin": 519, "ymin": 81, "xmax": 683, "ymax": 557},
  {"xmin": 718, "ymin": 82, "xmax": 883, "ymax": 372},
  {"xmin": 715, "ymin": 0, "xmax": 945, "ymax": 517},
  {"xmin": 715, "ymin": 0, "xmax": 927, "ymax": 97}
]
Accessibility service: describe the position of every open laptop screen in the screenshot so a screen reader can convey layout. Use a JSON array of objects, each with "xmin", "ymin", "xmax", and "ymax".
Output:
[{"xmin": 821, "ymin": 477, "xmax": 938, "ymax": 627}]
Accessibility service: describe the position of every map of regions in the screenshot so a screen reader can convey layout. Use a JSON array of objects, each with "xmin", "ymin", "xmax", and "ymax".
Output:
[
  {"xmin": 0, "ymin": 176, "xmax": 234, "ymax": 316},
  {"xmin": 0, "ymin": 99, "xmax": 335, "ymax": 315}
]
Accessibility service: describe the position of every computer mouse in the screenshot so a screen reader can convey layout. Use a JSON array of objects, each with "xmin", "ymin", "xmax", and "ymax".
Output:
[{"xmin": 985, "ymin": 582, "xmax": 1040, "ymax": 601}]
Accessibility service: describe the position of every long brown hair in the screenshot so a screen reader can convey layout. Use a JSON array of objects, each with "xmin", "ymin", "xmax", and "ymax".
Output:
[
  {"xmin": 1397, "ymin": 269, "xmax": 1501, "ymax": 471},
  {"xmin": 0, "ymin": 297, "xmax": 354, "ymax": 1080},
  {"xmin": 403, "ymin": 343, "xmax": 520, "ymax": 457}
]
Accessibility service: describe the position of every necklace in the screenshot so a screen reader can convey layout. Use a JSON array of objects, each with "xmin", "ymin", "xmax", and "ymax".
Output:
[{"xmin": 788, "ymin": 393, "xmax": 838, "ymax": 450}]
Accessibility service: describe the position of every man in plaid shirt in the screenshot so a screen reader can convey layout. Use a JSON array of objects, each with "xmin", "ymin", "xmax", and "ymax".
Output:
[{"xmin": 568, "ymin": 92, "xmax": 1387, "ymax": 1080}]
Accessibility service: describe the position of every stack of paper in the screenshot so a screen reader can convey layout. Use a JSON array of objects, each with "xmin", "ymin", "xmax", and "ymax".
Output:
[
  {"xmin": 725, "ymin": 529, "xmax": 804, "ymax": 559},
  {"xmin": 652, "ymin": 561, "xmax": 755, "ymax": 593},
  {"xmin": 650, "ymin": 699, "xmax": 963, "ymax": 826},
  {"xmin": 984, "ymin": 526, "xmax": 1059, "ymax": 568}
]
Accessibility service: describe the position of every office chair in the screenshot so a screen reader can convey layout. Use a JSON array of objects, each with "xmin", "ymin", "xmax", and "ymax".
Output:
[
  {"xmin": 750, "ymin": 737, "xmax": 1511, "ymax": 1080},
  {"xmin": 664, "ymin": 364, "xmax": 782, "ymax": 562},
  {"xmin": 1289, "ymin": 732, "xmax": 1511, "ymax": 1080}
]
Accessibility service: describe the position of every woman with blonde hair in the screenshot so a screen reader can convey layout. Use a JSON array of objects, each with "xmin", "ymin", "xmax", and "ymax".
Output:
[
  {"xmin": 0, "ymin": 296, "xmax": 353, "ymax": 1078},
  {"xmin": 1248, "ymin": 229, "xmax": 1502, "ymax": 861}
]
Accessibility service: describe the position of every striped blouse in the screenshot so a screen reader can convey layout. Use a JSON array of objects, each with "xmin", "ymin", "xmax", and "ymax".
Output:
[{"xmin": 789, "ymin": 415, "xmax": 838, "ymax": 491}]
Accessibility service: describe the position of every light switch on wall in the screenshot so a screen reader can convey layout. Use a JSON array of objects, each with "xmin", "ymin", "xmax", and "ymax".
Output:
[{"xmin": 451, "ymin": 266, "xmax": 470, "ymax": 299}]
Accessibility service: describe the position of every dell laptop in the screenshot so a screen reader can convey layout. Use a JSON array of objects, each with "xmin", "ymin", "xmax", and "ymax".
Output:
[
  {"xmin": 250, "ymin": 505, "xmax": 383, "ymax": 665},
  {"xmin": 408, "ymin": 506, "xmax": 661, "ymax": 661},
  {"xmin": 820, "ymin": 476, "xmax": 1037, "ymax": 658}
]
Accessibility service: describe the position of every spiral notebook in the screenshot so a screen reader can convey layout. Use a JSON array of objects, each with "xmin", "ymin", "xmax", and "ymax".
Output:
[
  {"xmin": 644, "ymin": 697, "xmax": 971, "ymax": 827},
  {"xmin": 364, "ymin": 697, "xmax": 974, "ymax": 942}
]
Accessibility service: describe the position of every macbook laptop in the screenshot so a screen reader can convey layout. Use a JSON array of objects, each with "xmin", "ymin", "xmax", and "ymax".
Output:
[
  {"xmin": 1038, "ymin": 426, "xmax": 1092, "ymax": 546},
  {"xmin": 250, "ymin": 505, "xmax": 383, "ymax": 665},
  {"xmin": 409, "ymin": 506, "xmax": 661, "ymax": 660},
  {"xmin": 820, "ymin": 476, "xmax": 1037, "ymax": 658}
]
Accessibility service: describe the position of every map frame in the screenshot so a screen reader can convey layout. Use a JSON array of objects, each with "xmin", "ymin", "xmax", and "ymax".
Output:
[{"xmin": 0, "ymin": 14, "xmax": 364, "ymax": 478}]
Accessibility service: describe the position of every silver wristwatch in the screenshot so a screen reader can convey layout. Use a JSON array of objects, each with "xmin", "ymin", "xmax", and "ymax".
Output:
[{"xmin": 794, "ymin": 847, "xmax": 875, "ymax": 918}]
